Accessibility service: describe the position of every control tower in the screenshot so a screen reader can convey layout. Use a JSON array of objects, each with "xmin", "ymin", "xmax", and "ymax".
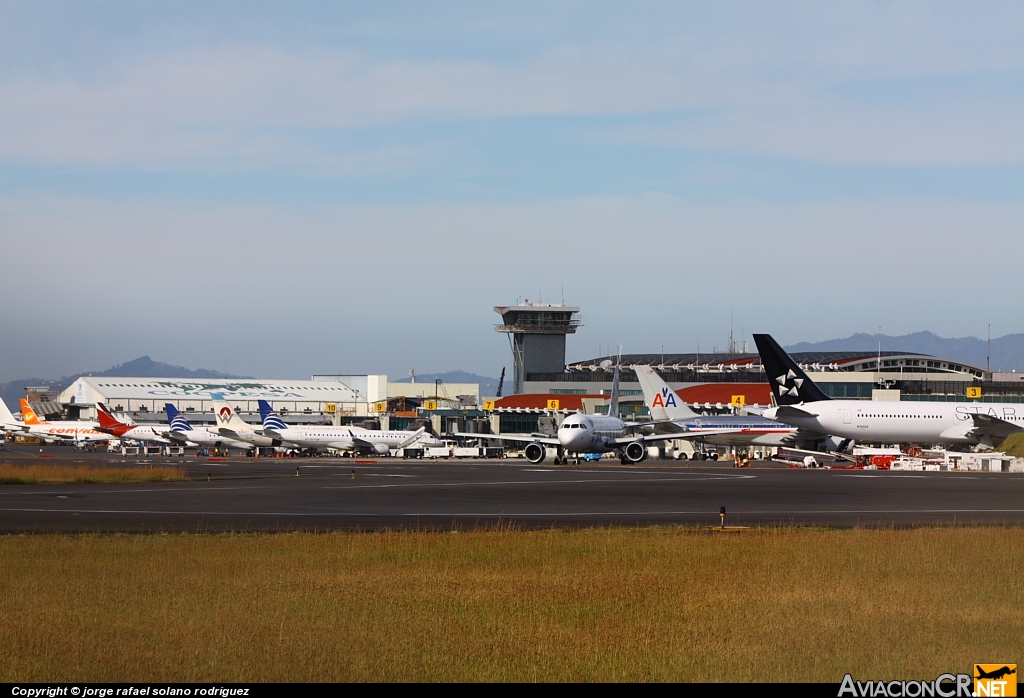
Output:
[{"xmin": 495, "ymin": 301, "xmax": 581, "ymax": 394}]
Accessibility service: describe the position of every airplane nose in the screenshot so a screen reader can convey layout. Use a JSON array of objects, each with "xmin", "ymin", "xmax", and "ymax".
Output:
[{"xmin": 558, "ymin": 430, "xmax": 573, "ymax": 447}]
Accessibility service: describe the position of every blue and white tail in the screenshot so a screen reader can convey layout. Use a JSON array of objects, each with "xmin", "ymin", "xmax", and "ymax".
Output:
[
  {"xmin": 634, "ymin": 366, "xmax": 697, "ymax": 420},
  {"xmin": 165, "ymin": 403, "xmax": 193, "ymax": 432},
  {"xmin": 257, "ymin": 400, "xmax": 288, "ymax": 431}
]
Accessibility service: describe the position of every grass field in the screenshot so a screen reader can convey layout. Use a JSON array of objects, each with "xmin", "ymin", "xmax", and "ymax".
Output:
[
  {"xmin": 2, "ymin": 527, "xmax": 1022, "ymax": 682},
  {"xmin": 999, "ymin": 432, "xmax": 1024, "ymax": 457},
  {"xmin": 0, "ymin": 462, "xmax": 188, "ymax": 484}
]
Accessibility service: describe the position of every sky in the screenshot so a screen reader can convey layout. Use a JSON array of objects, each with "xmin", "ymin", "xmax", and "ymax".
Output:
[{"xmin": 1, "ymin": 1, "xmax": 1023, "ymax": 382}]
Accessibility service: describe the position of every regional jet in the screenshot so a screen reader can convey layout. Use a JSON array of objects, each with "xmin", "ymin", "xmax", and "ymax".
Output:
[
  {"xmin": 208, "ymin": 394, "xmax": 278, "ymax": 448},
  {"xmin": 256, "ymin": 399, "xmax": 439, "ymax": 455},
  {"xmin": 95, "ymin": 403, "xmax": 174, "ymax": 444},
  {"xmin": 165, "ymin": 404, "xmax": 252, "ymax": 450},
  {"xmin": 754, "ymin": 334, "xmax": 1024, "ymax": 449},
  {"xmin": 0, "ymin": 397, "xmax": 111, "ymax": 444}
]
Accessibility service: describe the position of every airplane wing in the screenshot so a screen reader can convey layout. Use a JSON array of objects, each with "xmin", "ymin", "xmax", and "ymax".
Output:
[
  {"xmin": 968, "ymin": 413, "xmax": 1023, "ymax": 440},
  {"xmin": 771, "ymin": 405, "xmax": 817, "ymax": 422},
  {"xmin": 611, "ymin": 429, "xmax": 744, "ymax": 446},
  {"xmin": 453, "ymin": 431, "xmax": 561, "ymax": 446}
]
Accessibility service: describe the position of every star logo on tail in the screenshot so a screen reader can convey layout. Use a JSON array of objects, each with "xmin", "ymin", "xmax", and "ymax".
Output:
[{"xmin": 775, "ymin": 369, "xmax": 804, "ymax": 397}]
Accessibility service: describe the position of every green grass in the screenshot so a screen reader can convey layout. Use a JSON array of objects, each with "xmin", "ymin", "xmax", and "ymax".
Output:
[
  {"xmin": 0, "ymin": 462, "xmax": 188, "ymax": 484},
  {"xmin": 999, "ymin": 432, "xmax": 1024, "ymax": 457},
  {"xmin": 1, "ymin": 528, "xmax": 1022, "ymax": 682}
]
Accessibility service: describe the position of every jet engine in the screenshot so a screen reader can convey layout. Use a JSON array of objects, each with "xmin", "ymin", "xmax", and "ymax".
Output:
[
  {"xmin": 623, "ymin": 441, "xmax": 648, "ymax": 463},
  {"xmin": 370, "ymin": 443, "xmax": 390, "ymax": 455},
  {"xmin": 524, "ymin": 442, "xmax": 547, "ymax": 464}
]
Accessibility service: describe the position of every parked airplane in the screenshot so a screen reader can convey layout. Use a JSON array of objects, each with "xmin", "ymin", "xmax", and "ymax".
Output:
[
  {"xmin": 95, "ymin": 403, "xmax": 175, "ymax": 444},
  {"xmin": 165, "ymin": 404, "xmax": 251, "ymax": 450},
  {"xmin": 633, "ymin": 366, "xmax": 823, "ymax": 448},
  {"xmin": 754, "ymin": 333, "xmax": 1024, "ymax": 448},
  {"xmin": 0, "ymin": 397, "xmax": 111, "ymax": 443},
  {"xmin": 256, "ymin": 399, "xmax": 439, "ymax": 454},
  {"xmin": 209, "ymin": 394, "xmax": 278, "ymax": 448},
  {"xmin": 455, "ymin": 366, "xmax": 735, "ymax": 464}
]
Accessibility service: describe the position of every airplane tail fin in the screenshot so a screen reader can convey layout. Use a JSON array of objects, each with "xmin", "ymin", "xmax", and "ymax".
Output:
[
  {"xmin": 20, "ymin": 399, "xmax": 44, "ymax": 425},
  {"xmin": 753, "ymin": 334, "xmax": 831, "ymax": 405},
  {"xmin": 165, "ymin": 403, "xmax": 193, "ymax": 432},
  {"xmin": 96, "ymin": 402, "xmax": 131, "ymax": 436},
  {"xmin": 634, "ymin": 366, "xmax": 697, "ymax": 420},
  {"xmin": 607, "ymin": 364, "xmax": 621, "ymax": 419},
  {"xmin": 210, "ymin": 393, "xmax": 246, "ymax": 429},
  {"xmin": 257, "ymin": 399, "xmax": 288, "ymax": 431},
  {"xmin": 0, "ymin": 397, "xmax": 18, "ymax": 425}
]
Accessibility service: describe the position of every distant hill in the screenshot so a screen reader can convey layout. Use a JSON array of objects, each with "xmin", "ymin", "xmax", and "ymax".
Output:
[
  {"xmin": 393, "ymin": 370, "xmax": 505, "ymax": 398},
  {"xmin": 0, "ymin": 356, "xmax": 249, "ymax": 408},
  {"xmin": 786, "ymin": 331, "xmax": 1024, "ymax": 372}
]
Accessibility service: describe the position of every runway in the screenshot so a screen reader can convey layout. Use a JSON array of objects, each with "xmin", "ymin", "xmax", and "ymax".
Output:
[{"xmin": 2, "ymin": 453, "xmax": 1024, "ymax": 531}]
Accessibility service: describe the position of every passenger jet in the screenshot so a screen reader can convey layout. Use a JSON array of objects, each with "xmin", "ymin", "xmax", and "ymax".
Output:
[{"xmin": 754, "ymin": 334, "xmax": 1024, "ymax": 449}]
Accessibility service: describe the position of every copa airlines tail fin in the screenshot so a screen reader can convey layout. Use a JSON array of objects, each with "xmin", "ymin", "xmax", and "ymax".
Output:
[
  {"xmin": 634, "ymin": 366, "xmax": 697, "ymax": 420},
  {"xmin": 257, "ymin": 400, "xmax": 288, "ymax": 431},
  {"xmin": 165, "ymin": 403, "xmax": 193, "ymax": 432},
  {"xmin": 753, "ymin": 334, "xmax": 831, "ymax": 406},
  {"xmin": 20, "ymin": 399, "xmax": 45, "ymax": 425}
]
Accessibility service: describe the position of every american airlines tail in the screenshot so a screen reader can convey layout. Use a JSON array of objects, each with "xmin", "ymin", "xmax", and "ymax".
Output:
[
  {"xmin": 633, "ymin": 366, "xmax": 698, "ymax": 420},
  {"xmin": 257, "ymin": 400, "xmax": 288, "ymax": 431},
  {"xmin": 753, "ymin": 334, "xmax": 831, "ymax": 406},
  {"xmin": 20, "ymin": 399, "xmax": 45, "ymax": 425},
  {"xmin": 165, "ymin": 404, "xmax": 193, "ymax": 432}
]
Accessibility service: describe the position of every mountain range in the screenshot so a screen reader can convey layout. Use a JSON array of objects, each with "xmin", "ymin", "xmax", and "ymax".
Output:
[
  {"xmin": 0, "ymin": 356, "xmax": 247, "ymax": 409},
  {"xmin": 785, "ymin": 331, "xmax": 1024, "ymax": 373},
  {"xmin": 4, "ymin": 331, "xmax": 1023, "ymax": 408}
]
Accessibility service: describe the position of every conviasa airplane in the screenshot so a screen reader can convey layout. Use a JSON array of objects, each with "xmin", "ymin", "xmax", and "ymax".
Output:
[
  {"xmin": 754, "ymin": 334, "xmax": 1024, "ymax": 449},
  {"xmin": 0, "ymin": 398, "xmax": 112, "ymax": 443}
]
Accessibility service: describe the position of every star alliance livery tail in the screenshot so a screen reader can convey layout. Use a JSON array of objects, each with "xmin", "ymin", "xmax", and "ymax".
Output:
[
  {"xmin": 257, "ymin": 400, "xmax": 289, "ymax": 432},
  {"xmin": 752, "ymin": 334, "xmax": 831, "ymax": 406},
  {"xmin": 633, "ymin": 366, "xmax": 698, "ymax": 420},
  {"xmin": 165, "ymin": 404, "xmax": 194, "ymax": 432}
]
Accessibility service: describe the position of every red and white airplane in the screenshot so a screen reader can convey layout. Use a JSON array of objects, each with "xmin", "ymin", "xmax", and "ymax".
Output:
[
  {"xmin": 0, "ymin": 397, "xmax": 111, "ymax": 443},
  {"xmin": 95, "ymin": 402, "xmax": 176, "ymax": 444}
]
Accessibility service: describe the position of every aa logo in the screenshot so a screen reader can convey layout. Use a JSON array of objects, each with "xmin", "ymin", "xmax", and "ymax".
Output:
[
  {"xmin": 218, "ymin": 407, "xmax": 232, "ymax": 423},
  {"xmin": 975, "ymin": 664, "xmax": 1017, "ymax": 697},
  {"xmin": 651, "ymin": 387, "xmax": 677, "ymax": 409}
]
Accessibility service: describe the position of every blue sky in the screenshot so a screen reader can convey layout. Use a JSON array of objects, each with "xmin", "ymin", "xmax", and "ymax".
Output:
[{"xmin": 2, "ymin": 1, "xmax": 1023, "ymax": 381}]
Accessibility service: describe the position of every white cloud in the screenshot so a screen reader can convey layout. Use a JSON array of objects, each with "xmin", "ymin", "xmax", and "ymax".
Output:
[{"xmin": 1, "ymin": 2, "xmax": 1022, "ymax": 169}]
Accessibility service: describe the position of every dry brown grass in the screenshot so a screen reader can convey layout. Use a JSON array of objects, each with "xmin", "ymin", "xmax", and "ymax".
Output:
[
  {"xmin": 1, "ymin": 527, "xmax": 1022, "ymax": 682},
  {"xmin": 0, "ymin": 462, "xmax": 188, "ymax": 484}
]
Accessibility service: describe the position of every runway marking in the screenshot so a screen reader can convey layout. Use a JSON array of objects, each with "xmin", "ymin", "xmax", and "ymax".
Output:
[
  {"xmin": 322, "ymin": 474, "xmax": 756, "ymax": 490},
  {"xmin": 4, "ymin": 507, "xmax": 1024, "ymax": 517}
]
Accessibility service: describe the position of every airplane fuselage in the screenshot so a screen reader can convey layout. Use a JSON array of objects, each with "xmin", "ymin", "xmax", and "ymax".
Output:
[
  {"xmin": 664, "ymin": 415, "xmax": 798, "ymax": 446},
  {"xmin": 557, "ymin": 413, "xmax": 634, "ymax": 452},
  {"xmin": 13, "ymin": 421, "xmax": 112, "ymax": 443},
  {"xmin": 764, "ymin": 400, "xmax": 1024, "ymax": 445},
  {"xmin": 266, "ymin": 427, "xmax": 438, "ymax": 452}
]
